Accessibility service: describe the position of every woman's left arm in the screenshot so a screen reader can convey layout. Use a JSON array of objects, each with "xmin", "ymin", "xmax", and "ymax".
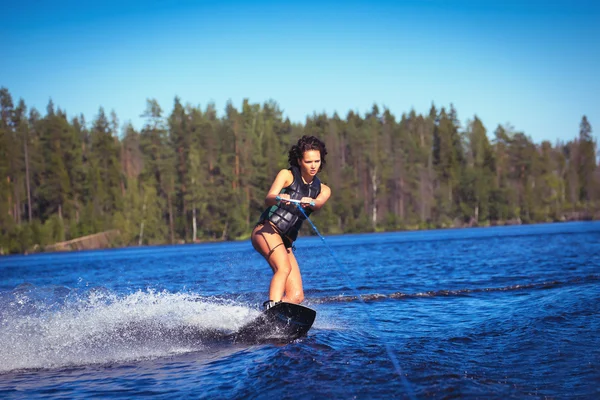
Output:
[{"xmin": 302, "ymin": 183, "xmax": 331, "ymax": 211}]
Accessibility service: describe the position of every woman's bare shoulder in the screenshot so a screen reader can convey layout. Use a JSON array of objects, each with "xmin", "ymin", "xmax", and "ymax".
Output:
[{"xmin": 274, "ymin": 168, "xmax": 294, "ymax": 185}]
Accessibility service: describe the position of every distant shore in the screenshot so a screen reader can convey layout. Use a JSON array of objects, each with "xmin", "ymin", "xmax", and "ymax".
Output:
[{"xmin": 4, "ymin": 212, "xmax": 597, "ymax": 256}]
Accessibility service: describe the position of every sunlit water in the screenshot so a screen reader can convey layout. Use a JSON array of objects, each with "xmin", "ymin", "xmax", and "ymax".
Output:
[{"xmin": 1, "ymin": 222, "xmax": 599, "ymax": 398}]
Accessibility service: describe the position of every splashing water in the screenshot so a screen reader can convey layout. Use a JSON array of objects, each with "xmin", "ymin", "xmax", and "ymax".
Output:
[{"xmin": 0, "ymin": 286, "xmax": 258, "ymax": 372}]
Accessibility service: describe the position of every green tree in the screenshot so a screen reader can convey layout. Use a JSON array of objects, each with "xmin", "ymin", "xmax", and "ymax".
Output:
[
  {"xmin": 0, "ymin": 88, "xmax": 14, "ymax": 251},
  {"xmin": 88, "ymin": 107, "xmax": 123, "ymax": 229},
  {"xmin": 140, "ymin": 99, "xmax": 175, "ymax": 243},
  {"xmin": 460, "ymin": 116, "xmax": 495, "ymax": 223},
  {"xmin": 433, "ymin": 106, "xmax": 464, "ymax": 225},
  {"xmin": 577, "ymin": 116, "xmax": 597, "ymax": 203}
]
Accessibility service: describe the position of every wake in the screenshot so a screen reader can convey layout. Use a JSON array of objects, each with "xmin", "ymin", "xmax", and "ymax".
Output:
[
  {"xmin": 0, "ymin": 287, "xmax": 258, "ymax": 373},
  {"xmin": 313, "ymin": 274, "xmax": 600, "ymax": 304}
]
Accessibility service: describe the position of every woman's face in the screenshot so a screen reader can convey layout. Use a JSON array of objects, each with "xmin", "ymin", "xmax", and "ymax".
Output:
[{"xmin": 299, "ymin": 149, "xmax": 321, "ymax": 177}]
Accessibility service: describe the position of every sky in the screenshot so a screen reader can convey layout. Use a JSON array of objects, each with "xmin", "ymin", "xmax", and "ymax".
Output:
[{"xmin": 1, "ymin": 0, "xmax": 599, "ymax": 144}]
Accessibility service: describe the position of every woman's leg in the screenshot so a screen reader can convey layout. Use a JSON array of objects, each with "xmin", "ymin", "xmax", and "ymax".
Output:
[
  {"xmin": 281, "ymin": 249, "xmax": 304, "ymax": 304},
  {"xmin": 251, "ymin": 223, "xmax": 292, "ymax": 302}
]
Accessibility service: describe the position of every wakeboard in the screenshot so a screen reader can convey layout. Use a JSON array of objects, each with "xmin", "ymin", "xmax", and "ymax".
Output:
[{"xmin": 234, "ymin": 302, "xmax": 316, "ymax": 343}]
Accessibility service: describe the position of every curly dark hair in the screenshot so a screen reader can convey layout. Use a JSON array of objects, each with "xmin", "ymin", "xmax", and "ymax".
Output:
[{"xmin": 288, "ymin": 135, "xmax": 327, "ymax": 172}]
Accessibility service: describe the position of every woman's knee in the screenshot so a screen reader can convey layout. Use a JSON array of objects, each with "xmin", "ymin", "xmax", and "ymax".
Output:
[
  {"xmin": 286, "ymin": 291, "xmax": 304, "ymax": 304},
  {"xmin": 273, "ymin": 261, "xmax": 292, "ymax": 276}
]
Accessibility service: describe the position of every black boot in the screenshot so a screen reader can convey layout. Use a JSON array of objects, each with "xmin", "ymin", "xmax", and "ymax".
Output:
[{"xmin": 263, "ymin": 300, "xmax": 281, "ymax": 311}]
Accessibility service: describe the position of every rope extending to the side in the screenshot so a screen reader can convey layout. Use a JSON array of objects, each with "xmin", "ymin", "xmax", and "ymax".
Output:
[{"xmin": 295, "ymin": 203, "xmax": 416, "ymax": 400}]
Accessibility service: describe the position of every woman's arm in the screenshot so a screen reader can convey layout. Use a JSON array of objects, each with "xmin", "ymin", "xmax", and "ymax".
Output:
[
  {"xmin": 302, "ymin": 183, "xmax": 331, "ymax": 211},
  {"xmin": 264, "ymin": 169, "xmax": 294, "ymax": 206}
]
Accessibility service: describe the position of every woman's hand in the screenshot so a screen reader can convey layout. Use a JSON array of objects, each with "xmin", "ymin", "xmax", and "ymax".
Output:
[
  {"xmin": 300, "ymin": 197, "xmax": 314, "ymax": 208},
  {"xmin": 277, "ymin": 193, "xmax": 291, "ymax": 205}
]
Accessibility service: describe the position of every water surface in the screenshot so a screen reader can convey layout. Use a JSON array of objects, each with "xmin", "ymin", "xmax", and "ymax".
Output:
[{"xmin": 1, "ymin": 222, "xmax": 599, "ymax": 398}]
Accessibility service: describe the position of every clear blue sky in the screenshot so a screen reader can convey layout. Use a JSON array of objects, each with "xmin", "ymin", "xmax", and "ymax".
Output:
[{"xmin": 2, "ymin": 0, "xmax": 599, "ymax": 144}]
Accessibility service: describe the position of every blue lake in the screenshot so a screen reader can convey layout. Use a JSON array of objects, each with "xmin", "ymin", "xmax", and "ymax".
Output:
[{"xmin": 1, "ymin": 221, "xmax": 599, "ymax": 398}]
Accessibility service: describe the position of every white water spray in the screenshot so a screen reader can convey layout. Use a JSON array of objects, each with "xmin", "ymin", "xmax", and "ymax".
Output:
[{"xmin": 0, "ymin": 288, "xmax": 258, "ymax": 372}]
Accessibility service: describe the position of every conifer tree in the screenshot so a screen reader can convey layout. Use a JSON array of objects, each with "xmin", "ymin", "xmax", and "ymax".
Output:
[{"xmin": 577, "ymin": 116, "xmax": 597, "ymax": 203}]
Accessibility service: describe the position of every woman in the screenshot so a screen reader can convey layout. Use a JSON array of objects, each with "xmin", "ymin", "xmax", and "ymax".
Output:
[{"xmin": 251, "ymin": 135, "xmax": 331, "ymax": 310}]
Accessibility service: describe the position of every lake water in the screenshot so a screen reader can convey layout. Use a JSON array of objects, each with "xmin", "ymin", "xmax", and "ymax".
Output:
[{"xmin": 0, "ymin": 221, "xmax": 599, "ymax": 399}]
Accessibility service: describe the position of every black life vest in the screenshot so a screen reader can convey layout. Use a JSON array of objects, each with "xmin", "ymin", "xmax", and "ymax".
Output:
[{"xmin": 258, "ymin": 166, "xmax": 321, "ymax": 242}]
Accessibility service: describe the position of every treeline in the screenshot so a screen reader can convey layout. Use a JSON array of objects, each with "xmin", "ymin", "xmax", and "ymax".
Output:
[{"xmin": 0, "ymin": 87, "xmax": 598, "ymax": 254}]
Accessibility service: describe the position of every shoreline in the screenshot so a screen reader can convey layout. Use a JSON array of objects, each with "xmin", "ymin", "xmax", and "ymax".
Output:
[{"xmin": 4, "ymin": 214, "xmax": 597, "ymax": 256}]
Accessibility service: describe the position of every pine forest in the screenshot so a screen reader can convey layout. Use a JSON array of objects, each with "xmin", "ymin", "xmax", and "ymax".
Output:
[{"xmin": 0, "ymin": 87, "xmax": 598, "ymax": 255}]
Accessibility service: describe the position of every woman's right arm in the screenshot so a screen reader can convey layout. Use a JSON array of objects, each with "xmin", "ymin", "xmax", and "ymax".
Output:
[{"xmin": 264, "ymin": 169, "xmax": 293, "ymax": 207}]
